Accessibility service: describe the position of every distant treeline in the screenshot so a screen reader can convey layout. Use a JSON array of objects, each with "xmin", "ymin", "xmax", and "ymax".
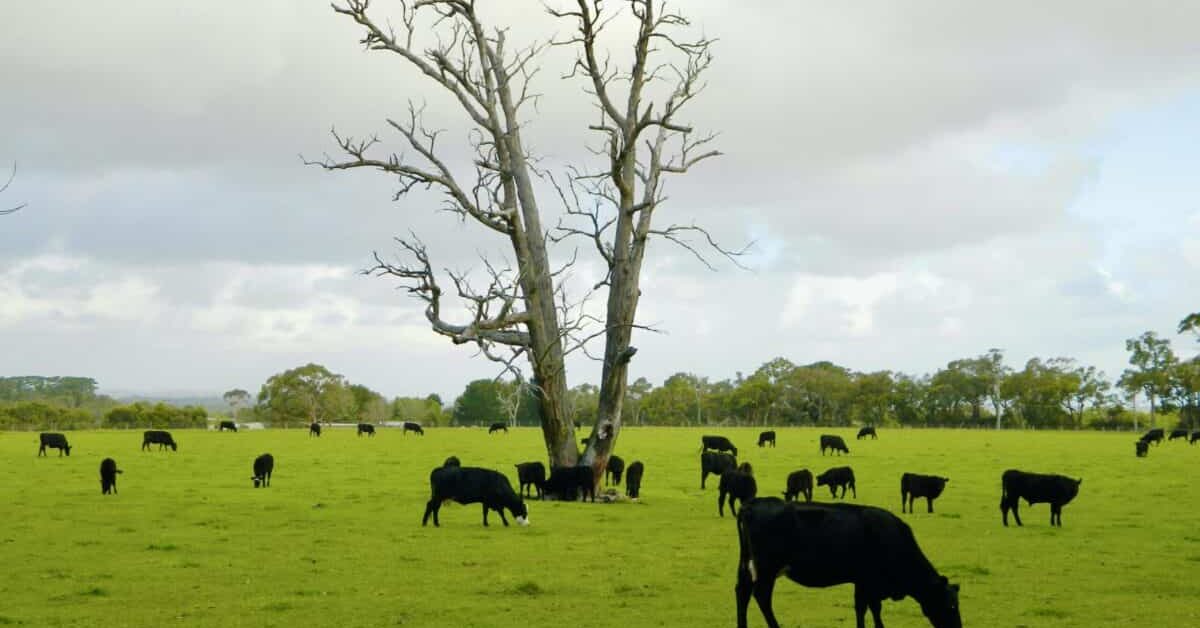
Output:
[{"xmin": 0, "ymin": 377, "xmax": 208, "ymax": 430}]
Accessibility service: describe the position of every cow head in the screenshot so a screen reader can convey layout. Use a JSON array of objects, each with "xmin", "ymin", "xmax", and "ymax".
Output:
[
  {"xmin": 64, "ymin": 445, "xmax": 72, "ymax": 457},
  {"xmin": 252, "ymin": 476, "xmax": 262, "ymax": 488},
  {"xmin": 170, "ymin": 442, "xmax": 178, "ymax": 451},
  {"xmin": 512, "ymin": 501, "xmax": 530, "ymax": 526},
  {"xmin": 921, "ymin": 576, "xmax": 961, "ymax": 628}
]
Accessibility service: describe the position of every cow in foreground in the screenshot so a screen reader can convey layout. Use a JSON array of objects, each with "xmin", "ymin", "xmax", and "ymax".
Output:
[
  {"xmin": 252, "ymin": 453, "xmax": 274, "ymax": 488},
  {"xmin": 1000, "ymin": 469, "xmax": 1081, "ymax": 527},
  {"xmin": 701, "ymin": 435, "xmax": 738, "ymax": 456},
  {"xmin": 488, "ymin": 422, "xmax": 508, "ymax": 434},
  {"xmin": 422, "ymin": 466, "xmax": 529, "ymax": 527},
  {"xmin": 100, "ymin": 458, "xmax": 122, "ymax": 495},
  {"xmin": 783, "ymin": 469, "xmax": 813, "ymax": 503},
  {"xmin": 719, "ymin": 463, "xmax": 757, "ymax": 518},
  {"xmin": 757, "ymin": 431, "xmax": 776, "ymax": 448},
  {"xmin": 142, "ymin": 430, "xmax": 177, "ymax": 452},
  {"xmin": 820, "ymin": 434, "xmax": 850, "ymax": 456},
  {"xmin": 735, "ymin": 498, "xmax": 962, "ymax": 628},
  {"xmin": 218, "ymin": 420, "xmax": 238, "ymax": 432},
  {"xmin": 514, "ymin": 461, "xmax": 546, "ymax": 499},
  {"xmin": 357, "ymin": 423, "xmax": 376, "ymax": 437},
  {"xmin": 38, "ymin": 433, "xmax": 72, "ymax": 457},
  {"xmin": 403, "ymin": 421, "xmax": 424, "ymax": 435},
  {"xmin": 701, "ymin": 451, "xmax": 738, "ymax": 489},
  {"xmin": 1141, "ymin": 428, "xmax": 1164, "ymax": 445},
  {"xmin": 857, "ymin": 426, "xmax": 877, "ymax": 440},
  {"xmin": 1168, "ymin": 428, "xmax": 1189, "ymax": 441},
  {"xmin": 605, "ymin": 455, "xmax": 626, "ymax": 485},
  {"xmin": 901, "ymin": 473, "xmax": 950, "ymax": 514},
  {"xmin": 625, "ymin": 461, "xmax": 645, "ymax": 500},
  {"xmin": 1136, "ymin": 440, "xmax": 1149, "ymax": 457},
  {"xmin": 309, "ymin": 422, "xmax": 321, "ymax": 437},
  {"xmin": 544, "ymin": 465, "xmax": 596, "ymax": 502},
  {"xmin": 817, "ymin": 466, "xmax": 856, "ymax": 499}
]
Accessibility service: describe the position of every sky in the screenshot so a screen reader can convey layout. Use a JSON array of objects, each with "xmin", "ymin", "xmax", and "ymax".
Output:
[{"xmin": 1, "ymin": 1, "xmax": 1198, "ymax": 403}]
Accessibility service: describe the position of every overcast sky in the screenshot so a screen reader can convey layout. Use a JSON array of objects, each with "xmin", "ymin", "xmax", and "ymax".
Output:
[{"xmin": 2, "ymin": 1, "xmax": 1197, "ymax": 403}]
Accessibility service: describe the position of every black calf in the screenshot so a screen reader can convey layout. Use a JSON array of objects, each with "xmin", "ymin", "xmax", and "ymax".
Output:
[
  {"xmin": 783, "ymin": 469, "xmax": 813, "ymax": 503},
  {"xmin": 719, "ymin": 463, "xmax": 757, "ymax": 517},
  {"xmin": 817, "ymin": 466, "xmax": 856, "ymax": 499},
  {"xmin": 757, "ymin": 431, "xmax": 776, "ymax": 448},
  {"xmin": 1000, "ymin": 469, "xmax": 1081, "ymax": 527},
  {"xmin": 605, "ymin": 455, "xmax": 626, "ymax": 485},
  {"xmin": 100, "ymin": 458, "xmax": 122, "ymax": 495},
  {"xmin": 625, "ymin": 461, "xmax": 645, "ymax": 500},
  {"xmin": 514, "ymin": 461, "xmax": 546, "ymax": 499},
  {"xmin": 252, "ymin": 453, "xmax": 274, "ymax": 488}
]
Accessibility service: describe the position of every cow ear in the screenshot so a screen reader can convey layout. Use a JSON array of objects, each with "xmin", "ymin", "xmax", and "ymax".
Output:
[
  {"xmin": 1076, "ymin": 478, "xmax": 1083, "ymax": 485},
  {"xmin": 942, "ymin": 477, "xmax": 950, "ymax": 483}
]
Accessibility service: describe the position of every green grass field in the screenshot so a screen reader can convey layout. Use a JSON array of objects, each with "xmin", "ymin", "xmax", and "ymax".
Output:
[{"xmin": 1, "ymin": 427, "xmax": 1198, "ymax": 627}]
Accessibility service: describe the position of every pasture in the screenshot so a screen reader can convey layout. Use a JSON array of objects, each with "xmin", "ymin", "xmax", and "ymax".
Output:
[{"xmin": 1, "ymin": 427, "xmax": 1197, "ymax": 627}]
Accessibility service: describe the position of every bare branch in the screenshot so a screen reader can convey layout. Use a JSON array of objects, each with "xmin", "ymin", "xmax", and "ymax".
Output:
[
  {"xmin": 648, "ymin": 223, "xmax": 752, "ymax": 270},
  {"xmin": 1, "ymin": 162, "xmax": 26, "ymax": 215}
]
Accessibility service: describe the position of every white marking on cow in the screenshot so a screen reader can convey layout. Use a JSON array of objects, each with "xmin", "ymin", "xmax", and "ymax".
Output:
[
  {"xmin": 748, "ymin": 559, "xmax": 757, "ymax": 582},
  {"xmin": 516, "ymin": 515, "xmax": 530, "ymax": 526}
]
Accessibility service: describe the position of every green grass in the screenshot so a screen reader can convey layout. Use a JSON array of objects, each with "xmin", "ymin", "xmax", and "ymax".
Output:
[{"xmin": 1, "ymin": 427, "xmax": 1197, "ymax": 627}]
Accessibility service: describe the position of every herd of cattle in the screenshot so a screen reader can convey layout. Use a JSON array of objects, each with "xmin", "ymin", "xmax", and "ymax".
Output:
[{"xmin": 1135, "ymin": 427, "xmax": 1200, "ymax": 457}]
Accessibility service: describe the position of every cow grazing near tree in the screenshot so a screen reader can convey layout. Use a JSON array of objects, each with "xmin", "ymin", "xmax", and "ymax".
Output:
[
  {"xmin": 817, "ymin": 467, "xmax": 856, "ymax": 499},
  {"xmin": 625, "ymin": 461, "xmax": 645, "ymax": 500},
  {"xmin": 252, "ymin": 453, "xmax": 274, "ymax": 488},
  {"xmin": 403, "ymin": 421, "xmax": 425, "ymax": 435},
  {"xmin": 488, "ymin": 422, "xmax": 508, "ymax": 434},
  {"xmin": 1141, "ymin": 428, "xmax": 1164, "ymax": 445},
  {"xmin": 100, "ymin": 458, "xmax": 122, "ymax": 495},
  {"xmin": 38, "ymin": 433, "xmax": 72, "ymax": 457},
  {"xmin": 701, "ymin": 451, "xmax": 738, "ymax": 489},
  {"xmin": 309, "ymin": 422, "xmax": 321, "ymax": 437},
  {"xmin": 735, "ymin": 498, "xmax": 962, "ymax": 628},
  {"xmin": 719, "ymin": 463, "xmax": 757, "ymax": 518},
  {"xmin": 1136, "ymin": 440, "xmax": 1149, "ymax": 457},
  {"xmin": 142, "ymin": 430, "xmax": 177, "ymax": 452},
  {"xmin": 218, "ymin": 420, "xmax": 238, "ymax": 432},
  {"xmin": 820, "ymin": 434, "xmax": 850, "ymax": 456},
  {"xmin": 1191, "ymin": 431, "xmax": 1200, "ymax": 445},
  {"xmin": 605, "ymin": 455, "xmax": 626, "ymax": 485},
  {"xmin": 1000, "ymin": 469, "xmax": 1082, "ymax": 527},
  {"xmin": 544, "ymin": 465, "xmax": 596, "ymax": 502},
  {"xmin": 514, "ymin": 461, "xmax": 546, "ymax": 499},
  {"xmin": 757, "ymin": 431, "xmax": 776, "ymax": 448},
  {"xmin": 783, "ymin": 469, "xmax": 814, "ymax": 503},
  {"xmin": 857, "ymin": 426, "xmax": 877, "ymax": 440},
  {"xmin": 357, "ymin": 423, "xmax": 376, "ymax": 437},
  {"xmin": 1168, "ymin": 428, "xmax": 1189, "ymax": 441},
  {"xmin": 701, "ymin": 435, "xmax": 738, "ymax": 456},
  {"xmin": 422, "ymin": 466, "xmax": 529, "ymax": 527},
  {"xmin": 901, "ymin": 473, "xmax": 950, "ymax": 514}
]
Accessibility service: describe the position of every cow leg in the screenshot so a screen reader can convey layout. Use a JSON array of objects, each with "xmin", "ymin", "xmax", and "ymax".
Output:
[
  {"xmin": 829, "ymin": 486, "xmax": 838, "ymax": 499},
  {"xmin": 869, "ymin": 599, "xmax": 884, "ymax": 628},
  {"xmin": 730, "ymin": 497, "xmax": 739, "ymax": 518},
  {"xmin": 701, "ymin": 471, "xmax": 707, "ymax": 490},
  {"xmin": 850, "ymin": 482, "xmax": 857, "ymax": 499},
  {"xmin": 926, "ymin": 497, "xmax": 934, "ymax": 513},
  {"xmin": 497, "ymin": 508, "xmax": 510, "ymax": 527},
  {"xmin": 751, "ymin": 575, "xmax": 782, "ymax": 628},
  {"xmin": 1050, "ymin": 504, "xmax": 1060, "ymax": 527},
  {"xmin": 735, "ymin": 562, "xmax": 754, "ymax": 628},
  {"xmin": 422, "ymin": 500, "xmax": 439, "ymax": 527},
  {"xmin": 1010, "ymin": 501, "xmax": 1022, "ymax": 526},
  {"xmin": 718, "ymin": 491, "xmax": 727, "ymax": 517},
  {"xmin": 481, "ymin": 505, "xmax": 490, "ymax": 527}
]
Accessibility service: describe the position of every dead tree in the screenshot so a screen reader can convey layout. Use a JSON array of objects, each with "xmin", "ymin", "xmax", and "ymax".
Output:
[{"xmin": 314, "ymin": 1, "xmax": 740, "ymax": 476}]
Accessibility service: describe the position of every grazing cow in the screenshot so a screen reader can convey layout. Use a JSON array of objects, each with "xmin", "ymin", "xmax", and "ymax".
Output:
[
  {"xmin": 422, "ymin": 466, "xmax": 529, "ymax": 527},
  {"xmin": 1136, "ymin": 440, "xmax": 1149, "ymax": 457},
  {"xmin": 605, "ymin": 455, "xmax": 626, "ymax": 485},
  {"xmin": 544, "ymin": 465, "xmax": 596, "ymax": 502},
  {"xmin": 820, "ymin": 434, "xmax": 850, "ymax": 456},
  {"xmin": 701, "ymin": 435, "xmax": 738, "ymax": 456},
  {"xmin": 735, "ymin": 498, "xmax": 962, "ymax": 628},
  {"xmin": 488, "ymin": 422, "xmax": 508, "ymax": 434},
  {"xmin": 252, "ymin": 453, "xmax": 274, "ymax": 488},
  {"xmin": 218, "ymin": 420, "xmax": 238, "ymax": 432},
  {"xmin": 37, "ymin": 433, "xmax": 72, "ymax": 457},
  {"xmin": 757, "ymin": 431, "xmax": 776, "ymax": 448},
  {"xmin": 901, "ymin": 473, "xmax": 950, "ymax": 514},
  {"xmin": 403, "ymin": 421, "xmax": 425, "ymax": 435},
  {"xmin": 817, "ymin": 466, "xmax": 856, "ymax": 499},
  {"xmin": 857, "ymin": 426, "xmax": 877, "ymax": 440},
  {"xmin": 625, "ymin": 461, "xmax": 645, "ymax": 500},
  {"xmin": 701, "ymin": 451, "xmax": 739, "ymax": 489},
  {"xmin": 1000, "ymin": 469, "xmax": 1082, "ymax": 527},
  {"xmin": 100, "ymin": 458, "xmax": 122, "ymax": 495},
  {"xmin": 1191, "ymin": 431, "xmax": 1200, "ymax": 445},
  {"xmin": 443, "ymin": 456, "xmax": 462, "ymax": 468},
  {"xmin": 1168, "ymin": 428, "xmax": 1189, "ymax": 441},
  {"xmin": 357, "ymin": 423, "xmax": 376, "ymax": 437},
  {"xmin": 309, "ymin": 422, "xmax": 321, "ymax": 437},
  {"xmin": 514, "ymin": 461, "xmax": 547, "ymax": 499},
  {"xmin": 141, "ymin": 430, "xmax": 177, "ymax": 452},
  {"xmin": 1141, "ymin": 428, "xmax": 1164, "ymax": 445},
  {"xmin": 719, "ymin": 463, "xmax": 758, "ymax": 518},
  {"xmin": 783, "ymin": 469, "xmax": 814, "ymax": 503}
]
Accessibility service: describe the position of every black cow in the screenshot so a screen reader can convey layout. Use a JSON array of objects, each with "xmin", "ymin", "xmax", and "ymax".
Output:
[
  {"xmin": 309, "ymin": 422, "xmax": 321, "ymax": 437},
  {"xmin": 218, "ymin": 420, "xmax": 238, "ymax": 432},
  {"xmin": 857, "ymin": 426, "xmax": 877, "ymax": 440},
  {"xmin": 719, "ymin": 463, "xmax": 757, "ymax": 518},
  {"xmin": 757, "ymin": 431, "xmax": 776, "ymax": 448},
  {"xmin": 701, "ymin": 451, "xmax": 738, "ymax": 489},
  {"xmin": 423, "ymin": 466, "xmax": 529, "ymax": 527},
  {"xmin": 735, "ymin": 498, "xmax": 962, "ymax": 628},
  {"xmin": 1136, "ymin": 440, "xmax": 1149, "ymax": 457},
  {"xmin": 1191, "ymin": 431, "xmax": 1200, "ymax": 445},
  {"xmin": 1168, "ymin": 428, "xmax": 1189, "ymax": 441},
  {"xmin": 820, "ymin": 434, "xmax": 850, "ymax": 456},
  {"xmin": 100, "ymin": 458, "xmax": 122, "ymax": 495},
  {"xmin": 252, "ymin": 453, "xmax": 274, "ymax": 488},
  {"xmin": 1000, "ymin": 469, "xmax": 1082, "ymax": 527},
  {"xmin": 514, "ymin": 461, "xmax": 546, "ymax": 499},
  {"xmin": 817, "ymin": 466, "xmax": 856, "ymax": 499},
  {"xmin": 443, "ymin": 456, "xmax": 462, "ymax": 468},
  {"xmin": 37, "ymin": 433, "xmax": 72, "ymax": 457},
  {"xmin": 141, "ymin": 430, "xmax": 177, "ymax": 452},
  {"xmin": 605, "ymin": 455, "xmax": 626, "ymax": 485},
  {"xmin": 783, "ymin": 469, "xmax": 813, "ymax": 503},
  {"xmin": 403, "ymin": 421, "xmax": 425, "ymax": 435},
  {"xmin": 357, "ymin": 423, "xmax": 376, "ymax": 437},
  {"xmin": 701, "ymin": 435, "xmax": 738, "ymax": 456},
  {"xmin": 1141, "ymin": 428, "xmax": 1164, "ymax": 445},
  {"xmin": 625, "ymin": 461, "xmax": 645, "ymax": 500},
  {"xmin": 901, "ymin": 473, "xmax": 950, "ymax": 514},
  {"xmin": 488, "ymin": 422, "xmax": 508, "ymax": 434},
  {"xmin": 545, "ymin": 465, "xmax": 596, "ymax": 502}
]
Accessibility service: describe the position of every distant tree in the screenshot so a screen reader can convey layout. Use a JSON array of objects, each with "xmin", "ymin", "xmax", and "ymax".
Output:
[
  {"xmin": 452, "ymin": 379, "xmax": 507, "ymax": 427},
  {"xmin": 1179, "ymin": 312, "xmax": 1200, "ymax": 343},
  {"xmin": 1118, "ymin": 331, "xmax": 1179, "ymax": 428},
  {"xmin": 623, "ymin": 377, "xmax": 653, "ymax": 425},
  {"xmin": 255, "ymin": 363, "xmax": 351, "ymax": 427},
  {"xmin": 222, "ymin": 389, "xmax": 251, "ymax": 420},
  {"xmin": 852, "ymin": 371, "xmax": 894, "ymax": 426},
  {"xmin": 1, "ymin": 162, "xmax": 26, "ymax": 215},
  {"xmin": 348, "ymin": 384, "xmax": 389, "ymax": 423}
]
